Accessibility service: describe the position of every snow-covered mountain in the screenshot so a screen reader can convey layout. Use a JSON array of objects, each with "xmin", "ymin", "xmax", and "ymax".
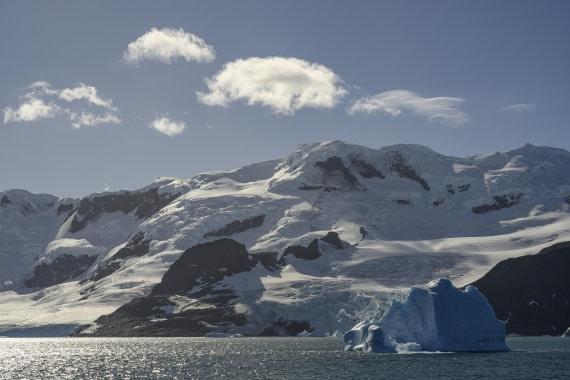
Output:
[{"xmin": 1, "ymin": 141, "xmax": 570, "ymax": 337}]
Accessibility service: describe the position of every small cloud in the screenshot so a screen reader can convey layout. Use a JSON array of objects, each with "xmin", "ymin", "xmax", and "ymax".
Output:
[
  {"xmin": 347, "ymin": 90, "xmax": 469, "ymax": 127},
  {"xmin": 149, "ymin": 115, "xmax": 186, "ymax": 136},
  {"xmin": 24, "ymin": 81, "xmax": 58, "ymax": 98},
  {"xmin": 58, "ymin": 83, "xmax": 118, "ymax": 111},
  {"xmin": 501, "ymin": 104, "xmax": 537, "ymax": 113},
  {"xmin": 3, "ymin": 81, "xmax": 120, "ymax": 128},
  {"xmin": 70, "ymin": 112, "xmax": 121, "ymax": 129},
  {"xmin": 3, "ymin": 98, "xmax": 61, "ymax": 123},
  {"xmin": 197, "ymin": 56, "xmax": 347, "ymax": 115},
  {"xmin": 122, "ymin": 27, "xmax": 216, "ymax": 66}
]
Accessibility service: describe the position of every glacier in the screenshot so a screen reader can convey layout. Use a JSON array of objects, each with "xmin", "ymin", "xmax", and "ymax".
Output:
[{"xmin": 344, "ymin": 278, "xmax": 509, "ymax": 352}]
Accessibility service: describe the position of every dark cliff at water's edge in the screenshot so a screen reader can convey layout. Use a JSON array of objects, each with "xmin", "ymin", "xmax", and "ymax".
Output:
[{"xmin": 471, "ymin": 242, "xmax": 570, "ymax": 336}]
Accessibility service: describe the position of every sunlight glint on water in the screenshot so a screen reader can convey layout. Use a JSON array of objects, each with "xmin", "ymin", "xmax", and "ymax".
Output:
[{"xmin": 0, "ymin": 337, "xmax": 569, "ymax": 379}]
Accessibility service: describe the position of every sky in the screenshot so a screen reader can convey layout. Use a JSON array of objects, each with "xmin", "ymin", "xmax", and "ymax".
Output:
[{"xmin": 1, "ymin": 0, "xmax": 569, "ymax": 198}]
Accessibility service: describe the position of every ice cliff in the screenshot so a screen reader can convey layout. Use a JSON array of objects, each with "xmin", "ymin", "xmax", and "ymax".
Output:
[{"xmin": 344, "ymin": 278, "xmax": 509, "ymax": 352}]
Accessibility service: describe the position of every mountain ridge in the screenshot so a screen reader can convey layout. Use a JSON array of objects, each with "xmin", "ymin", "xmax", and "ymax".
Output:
[{"xmin": 1, "ymin": 140, "xmax": 570, "ymax": 336}]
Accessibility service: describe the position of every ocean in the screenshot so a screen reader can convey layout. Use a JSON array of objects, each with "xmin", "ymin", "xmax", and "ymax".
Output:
[{"xmin": 0, "ymin": 336, "xmax": 568, "ymax": 379}]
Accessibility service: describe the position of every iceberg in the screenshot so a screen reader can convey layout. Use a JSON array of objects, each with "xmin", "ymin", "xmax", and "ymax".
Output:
[{"xmin": 344, "ymin": 278, "xmax": 509, "ymax": 352}]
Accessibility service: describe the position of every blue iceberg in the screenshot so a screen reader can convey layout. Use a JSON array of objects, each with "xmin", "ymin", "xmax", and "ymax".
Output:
[{"xmin": 344, "ymin": 278, "xmax": 509, "ymax": 352}]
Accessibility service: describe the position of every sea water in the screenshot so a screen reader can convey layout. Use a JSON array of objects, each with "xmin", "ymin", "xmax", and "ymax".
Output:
[{"xmin": 0, "ymin": 336, "xmax": 569, "ymax": 379}]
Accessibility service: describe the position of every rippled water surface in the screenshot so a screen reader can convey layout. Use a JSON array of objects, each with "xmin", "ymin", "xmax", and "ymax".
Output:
[{"xmin": 1, "ymin": 336, "xmax": 569, "ymax": 379}]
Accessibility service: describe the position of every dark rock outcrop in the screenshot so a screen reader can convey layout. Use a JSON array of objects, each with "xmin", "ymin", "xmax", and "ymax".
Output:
[
  {"xmin": 73, "ymin": 296, "xmax": 245, "ymax": 337},
  {"xmin": 458, "ymin": 184, "xmax": 471, "ymax": 192},
  {"xmin": 315, "ymin": 156, "xmax": 358, "ymax": 190},
  {"xmin": 69, "ymin": 188, "xmax": 179, "ymax": 233},
  {"xmin": 349, "ymin": 154, "xmax": 385, "ymax": 179},
  {"xmin": 81, "ymin": 232, "xmax": 151, "ymax": 286},
  {"xmin": 24, "ymin": 254, "xmax": 98, "ymax": 288},
  {"xmin": 256, "ymin": 251, "xmax": 280, "ymax": 271},
  {"xmin": 152, "ymin": 238, "xmax": 259, "ymax": 297},
  {"xmin": 299, "ymin": 184, "xmax": 323, "ymax": 191},
  {"xmin": 113, "ymin": 232, "xmax": 150, "ymax": 260},
  {"xmin": 0, "ymin": 195, "xmax": 12, "ymax": 207},
  {"xmin": 433, "ymin": 198, "xmax": 445, "ymax": 206},
  {"xmin": 471, "ymin": 193, "xmax": 523, "ymax": 214},
  {"xmin": 321, "ymin": 231, "xmax": 343, "ymax": 248},
  {"xmin": 281, "ymin": 239, "xmax": 321, "ymax": 261},
  {"xmin": 76, "ymin": 236, "xmax": 351, "ymax": 337},
  {"xmin": 280, "ymin": 231, "xmax": 344, "ymax": 263},
  {"xmin": 445, "ymin": 184, "xmax": 470, "ymax": 194},
  {"xmin": 80, "ymin": 239, "xmax": 268, "ymax": 336},
  {"xmin": 204, "ymin": 215, "xmax": 265, "ymax": 238},
  {"xmin": 471, "ymin": 242, "xmax": 570, "ymax": 336},
  {"xmin": 56, "ymin": 203, "xmax": 75, "ymax": 216},
  {"xmin": 384, "ymin": 151, "xmax": 430, "ymax": 191},
  {"xmin": 83, "ymin": 260, "xmax": 123, "ymax": 285}
]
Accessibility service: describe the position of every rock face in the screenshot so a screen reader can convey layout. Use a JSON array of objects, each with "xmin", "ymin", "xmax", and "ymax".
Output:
[
  {"xmin": 349, "ymin": 153, "xmax": 385, "ymax": 179},
  {"xmin": 384, "ymin": 150, "xmax": 430, "ymax": 191},
  {"xmin": 69, "ymin": 187, "xmax": 180, "ymax": 233},
  {"xmin": 279, "ymin": 232, "xmax": 343, "ymax": 262},
  {"xmin": 77, "ymin": 239, "xmax": 272, "ymax": 337},
  {"xmin": 75, "ymin": 235, "xmax": 347, "ymax": 337},
  {"xmin": 471, "ymin": 193, "xmax": 524, "ymax": 214},
  {"xmin": 204, "ymin": 215, "xmax": 266, "ymax": 238},
  {"xmin": 471, "ymin": 242, "xmax": 570, "ymax": 336},
  {"xmin": 315, "ymin": 156, "xmax": 360, "ymax": 189},
  {"xmin": 24, "ymin": 254, "xmax": 98, "ymax": 288},
  {"xmin": 81, "ymin": 232, "xmax": 152, "ymax": 286},
  {"xmin": 152, "ymin": 239, "xmax": 261, "ymax": 297}
]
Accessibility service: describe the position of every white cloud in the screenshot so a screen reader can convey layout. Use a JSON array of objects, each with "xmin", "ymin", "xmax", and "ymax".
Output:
[
  {"xmin": 501, "ymin": 104, "xmax": 537, "ymax": 113},
  {"xmin": 3, "ymin": 98, "xmax": 60, "ymax": 123},
  {"xmin": 123, "ymin": 27, "xmax": 216, "ymax": 65},
  {"xmin": 348, "ymin": 90, "xmax": 469, "ymax": 127},
  {"xmin": 59, "ymin": 83, "xmax": 118, "ymax": 111},
  {"xmin": 24, "ymin": 81, "xmax": 57, "ymax": 98},
  {"xmin": 3, "ymin": 81, "xmax": 120, "ymax": 128},
  {"xmin": 197, "ymin": 56, "xmax": 347, "ymax": 115},
  {"xmin": 149, "ymin": 115, "xmax": 187, "ymax": 136},
  {"xmin": 70, "ymin": 112, "xmax": 121, "ymax": 129}
]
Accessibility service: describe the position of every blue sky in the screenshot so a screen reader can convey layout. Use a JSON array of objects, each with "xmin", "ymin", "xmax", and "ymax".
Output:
[{"xmin": 1, "ymin": 0, "xmax": 569, "ymax": 197}]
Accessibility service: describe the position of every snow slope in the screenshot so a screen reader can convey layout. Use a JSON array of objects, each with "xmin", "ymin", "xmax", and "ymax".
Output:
[{"xmin": 1, "ymin": 141, "xmax": 570, "ymax": 336}]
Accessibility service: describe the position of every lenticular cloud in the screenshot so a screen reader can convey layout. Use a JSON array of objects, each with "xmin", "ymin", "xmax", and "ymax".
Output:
[
  {"xmin": 348, "ymin": 90, "xmax": 469, "ymax": 127},
  {"xmin": 197, "ymin": 56, "xmax": 347, "ymax": 115},
  {"xmin": 123, "ymin": 27, "xmax": 216, "ymax": 66}
]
